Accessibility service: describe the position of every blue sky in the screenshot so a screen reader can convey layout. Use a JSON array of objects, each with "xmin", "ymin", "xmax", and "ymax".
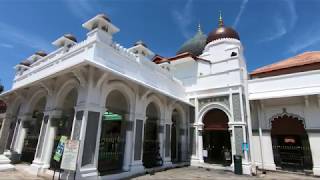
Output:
[{"xmin": 0, "ymin": 0, "xmax": 320, "ymax": 90}]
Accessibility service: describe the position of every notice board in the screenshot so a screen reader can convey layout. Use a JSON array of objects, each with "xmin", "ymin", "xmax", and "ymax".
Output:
[{"xmin": 61, "ymin": 140, "xmax": 80, "ymax": 171}]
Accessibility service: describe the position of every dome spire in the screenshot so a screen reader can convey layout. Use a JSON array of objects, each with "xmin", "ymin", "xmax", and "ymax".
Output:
[
  {"xmin": 219, "ymin": 10, "xmax": 224, "ymax": 27},
  {"xmin": 197, "ymin": 22, "xmax": 203, "ymax": 34}
]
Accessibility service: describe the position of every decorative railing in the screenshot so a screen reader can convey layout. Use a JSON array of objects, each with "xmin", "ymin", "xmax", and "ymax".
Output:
[{"xmin": 12, "ymin": 31, "xmax": 185, "ymax": 99}]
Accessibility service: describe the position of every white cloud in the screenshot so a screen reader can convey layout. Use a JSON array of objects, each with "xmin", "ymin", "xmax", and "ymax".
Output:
[
  {"xmin": 288, "ymin": 27, "xmax": 320, "ymax": 53},
  {"xmin": 233, "ymin": 0, "xmax": 248, "ymax": 28},
  {"xmin": 259, "ymin": 18, "xmax": 287, "ymax": 42},
  {"xmin": 0, "ymin": 43, "xmax": 14, "ymax": 48},
  {"xmin": 65, "ymin": 0, "xmax": 96, "ymax": 21},
  {"xmin": 0, "ymin": 22, "xmax": 52, "ymax": 51},
  {"xmin": 172, "ymin": 0, "xmax": 194, "ymax": 39},
  {"xmin": 260, "ymin": 0, "xmax": 297, "ymax": 43}
]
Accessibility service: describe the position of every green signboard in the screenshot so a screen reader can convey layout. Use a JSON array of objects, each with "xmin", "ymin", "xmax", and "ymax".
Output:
[
  {"xmin": 103, "ymin": 111, "xmax": 122, "ymax": 121},
  {"xmin": 53, "ymin": 136, "xmax": 67, "ymax": 162}
]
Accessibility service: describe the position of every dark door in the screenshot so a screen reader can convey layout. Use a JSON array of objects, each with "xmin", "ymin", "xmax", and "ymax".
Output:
[
  {"xmin": 203, "ymin": 130, "xmax": 232, "ymax": 166},
  {"xmin": 98, "ymin": 119, "xmax": 125, "ymax": 174},
  {"xmin": 171, "ymin": 123, "xmax": 177, "ymax": 162},
  {"xmin": 21, "ymin": 113, "xmax": 43, "ymax": 163},
  {"xmin": 143, "ymin": 118, "xmax": 160, "ymax": 168},
  {"xmin": 272, "ymin": 135, "xmax": 313, "ymax": 170}
]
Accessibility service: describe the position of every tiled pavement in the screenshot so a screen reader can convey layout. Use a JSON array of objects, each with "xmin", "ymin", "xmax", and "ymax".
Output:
[
  {"xmin": 0, "ymin": 165, "xmax": 318, "ymax": 180},
  {"xmin": 131, "ymin": 166, "xmax": 318, "ymax": 180}
]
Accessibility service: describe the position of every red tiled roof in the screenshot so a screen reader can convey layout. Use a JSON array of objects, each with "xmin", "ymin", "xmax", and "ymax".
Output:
[{"xmin": 251, "ymin": 51, "xmax": 320, "ymax": 77}]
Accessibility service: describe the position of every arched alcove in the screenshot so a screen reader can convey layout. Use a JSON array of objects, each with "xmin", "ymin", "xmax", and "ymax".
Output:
[
  {"xmin": 202, "ymin": 108, "xmax": 232, "ymax": 166},
  {"xmin": 21, "ymin": 96, "xmax": 46, "ymax": 163},
  {"xmin": 143, "ymin": 102, "xmax": 161, "ymax": 168},
  {"xmin": 50, "ymin": 87, "xmax": 78, "ymax": 169},
  {"xmin": 271, "ymin": 114, "xmax": 313, "ymax": 170},
  {"xmin": 171, "ymin": 108, "xmax": 182, "ymax": 163},
  {"xmin": 98, "ymin": 90, "xmax": 129, "ymax": 173}
]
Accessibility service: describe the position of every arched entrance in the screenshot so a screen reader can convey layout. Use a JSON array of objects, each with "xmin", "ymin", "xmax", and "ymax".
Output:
[
  {"xmin": 143, "ymin": 102, "xmax": 161, "ymax": 168},
  {"xmin": 271, "ymin": 114, "xmax": 313, "ymax": 171},
  {"xmin": 50, "ymin": 88, "xmax": 77, "ymax": 169},
  {"xmin": 98, "ymin": 90, "xmax": 128, "ymax": 174},
  {"xmin": 171, "ymin": 109, "xmax": 181, "ymax": 163},
  {"xmin": 21, "ymin": 97, "xmax": 46, "ymax": 163},
  {"xmin": 202, "ymin": 109, "xmax": 232, "ymax": 166}
]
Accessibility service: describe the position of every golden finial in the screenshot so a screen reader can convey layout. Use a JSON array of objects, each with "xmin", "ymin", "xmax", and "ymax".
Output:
[
  {"xmin": 197, "ymin": 22, "xmax": 202, "ymax": 34},
  {"xmin": 219, "ymin": 10, "xmax": 224, "ymax": 27}
]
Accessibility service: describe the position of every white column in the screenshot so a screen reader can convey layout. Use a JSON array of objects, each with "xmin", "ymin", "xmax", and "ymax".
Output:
[
  {"xmin": 197, "ymin": 125, "xmax": 204, "ymax": 163},
  {"xmin": 130, "ymin": 114, "xmax": 146, "ymax": 173},
  {"xmin": 164, "ymin": 123, "xmax": 172, "ymax": 164},
  {"xmin": 308, "ymin": 131, "xmax": 320, "ymax": 176},
  {"xmin": 159, "ymin": 121, "xmax": 165, "ymax": 163},
  {"xmin": 39, "ymin": 110, "xmax": 62, "ymax": 169},
  {"xmin": 30, "ymin": 112, "xmax": 50, "ymax": 173},
  {"xmin": 0, "ymin": 114, "xmax": 15, "ymax": 171},
  {"xmin": 122, "ymin": 113, "xmax": 133, "ymax": 171},
  {"xmin": 14, "ymin": 114, "xmax": 32, "ymax": 155}
]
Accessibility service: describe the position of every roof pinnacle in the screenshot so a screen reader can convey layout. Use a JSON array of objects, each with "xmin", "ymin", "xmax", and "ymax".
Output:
[
  {"xmin": 219, "ymin": 10, "xmax": 224, "ymax": 27},
  {"xmin": 197, "ymin": 22, "xmax": 203, "ymax": 34}
]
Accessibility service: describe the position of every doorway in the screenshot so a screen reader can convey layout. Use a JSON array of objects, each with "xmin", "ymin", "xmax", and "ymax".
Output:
[
  {"xmin": 98, "ymin": 90, "xmax": 127, "ymax": 174},
  {"xmin": 143, "ymin": 102, "xmax": 161, "ymax": 168},
  {"xmin": 50, "ymin": 88, "xmax": 77, "ymax": 169},
  {"xmin": 20, "ymin": 97, "xmax": 46, "ymax": 163},
  {"xmin": 171, "ymin": 109, "xmax": 181, "ymax": 163},
  {"xmin": 271, "ymin": 115, "xmax": 313, "ymax": 171},
  {"xmin": 202, "ymin": 109, "xmax": 232, "ymax": 166}
]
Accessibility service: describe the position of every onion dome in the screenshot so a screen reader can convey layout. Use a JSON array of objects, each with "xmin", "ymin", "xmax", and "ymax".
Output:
[
  {"xmin": 97, "ymin": 13, "xmax": 111, "ymax": 22},
  {"xmin": 134, "ymin": 40, "xmax": 148, "ymax": 48},
  {"xmin": 206, "ymin": 12, "xmax": 240, "ymax": 44},
  {"xmin": 0, "ymin": 82, "xmax": 3, "ymax": 94},
  {"xmin": 177, "ymin": 24, "xmax": 207, "ymax": 56},
  {"xmin": 20, "ymin": 59, "xmax": 32, "ymax": 66},
  {"xmin": 35, "ymin": 50, "xmax": 47, "ymax": 57},
  {"xmin": 64, "ymin": 34, "xmax": 77, "ymax": 42}
]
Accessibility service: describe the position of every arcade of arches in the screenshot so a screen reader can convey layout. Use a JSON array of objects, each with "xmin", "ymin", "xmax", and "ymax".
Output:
[{"xmin": 0, "ymin": 77, "xmax": 192, "ymax": 178}]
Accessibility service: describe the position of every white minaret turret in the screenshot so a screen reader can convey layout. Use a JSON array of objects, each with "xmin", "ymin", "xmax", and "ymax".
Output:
[
  {"xmin": 82, "ymin": 14, "xmax": 119, "ymax": 44},
  {"xmin": 128, "ymin": 40, "xmax": 155, "ymax": 61},
  {"xmin": 52, "ymin": 34, "xmax": 77, "ymax": 52}
]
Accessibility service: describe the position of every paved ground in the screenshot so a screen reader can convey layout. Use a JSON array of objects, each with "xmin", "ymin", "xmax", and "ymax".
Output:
[
  {"xmin": 0, "ymin": 165, "xmax": 318, "ymax": 180},
  {"xmin": 131, "ymin": 166, "xmax": 318, "ymax": 180}
]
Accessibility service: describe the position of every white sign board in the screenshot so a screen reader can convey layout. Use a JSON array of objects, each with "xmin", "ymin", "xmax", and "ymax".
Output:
[
  {"xmin": 61, "ymin": 140, "xmax": 80, "ymax": 171},
  {"xmin": 203, "ymin": 150, "xmax": 208, "ymax": 157}
]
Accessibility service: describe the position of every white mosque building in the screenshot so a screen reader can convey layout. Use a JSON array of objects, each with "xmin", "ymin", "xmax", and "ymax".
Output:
[{"xmin": 0, "ymin": 13, "xmax": 319, "ymax": 179}]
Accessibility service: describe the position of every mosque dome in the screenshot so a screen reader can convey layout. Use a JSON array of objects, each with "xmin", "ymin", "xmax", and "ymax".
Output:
[
  {"xmin": 176, "ymin": 24, "xmax": 207, "ymax": 56},
  {"xmin": 134, "ymin": 40, "xmax": 148, "ymax": 48},
  {"xmin": 0, "ymin": 83, "xmax": 3, "ymax": 94},
  {"xmin": 64, "ymin": 34, "xmax": 77, "ymax": 42},
  {"xmin": 35, "ymin": 50, "xmax": 47, "ymax": 57},
  {"xmin": 206, "ymin": 12, "xmax": 240, "ymax": 44},
  {"xmin": 20, "ymin": 59, "xmax": 32, "ymax": 66},
  {"xmin": 97, "ymin": 13, "xmax": 111, "ymax": 22}
]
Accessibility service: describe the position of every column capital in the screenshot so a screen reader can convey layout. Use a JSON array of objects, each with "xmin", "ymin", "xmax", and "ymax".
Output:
[
  {"xmin": 194, "ymin": 123, "xmax": 204, "ymax": 129},
  {"xmin": 19, "ymin": 113, "xmax": 33, "ymax": 121},
  {"xmin": 228, "ymin": 121, "xmax": 246, "ymax": 126},
  {"xmin": 75, "ymin": 104, "xmax": 106, "ymax": 113},
  {"xmin": 135, "ymin": 114, "xmax": 146, "ymax": 121}
]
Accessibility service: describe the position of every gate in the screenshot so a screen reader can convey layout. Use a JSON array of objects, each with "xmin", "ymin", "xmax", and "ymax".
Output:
[
  {"xmin": 98, "ymin": 135, "xmax": 125, "ymax": 173},
  {"xmin": 272, "ymin": 135, "xmax": 313, "ymax": 170}
]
